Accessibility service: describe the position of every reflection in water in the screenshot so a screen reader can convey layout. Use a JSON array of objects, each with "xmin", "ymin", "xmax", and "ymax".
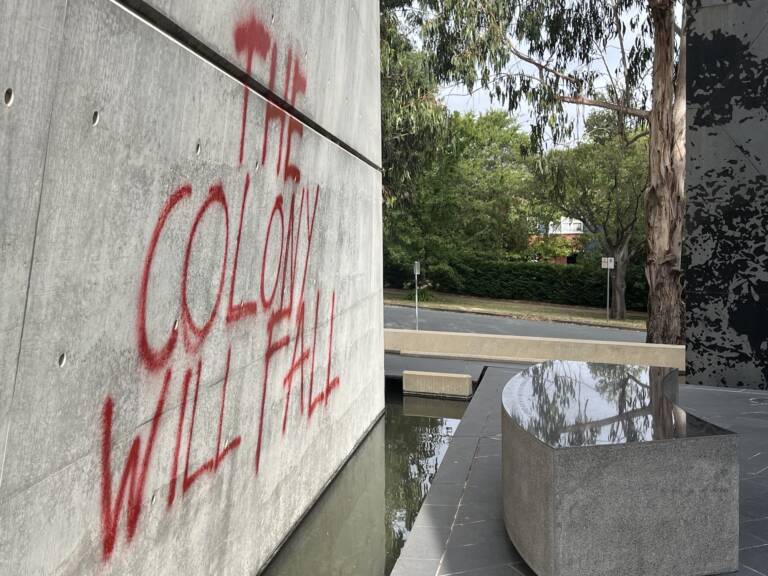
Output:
[
  {"xmin": 262, "ymin": 420, "xmax": 386, "ymax": 576},
  {"xmin": 503, "ymin": 361, "xmax": 731, "ymax": 448},
  {"xmin": 262, "ymin": 388, "xmax": 466, "ymax": 576},
  {"xmin": 385, "ymin": 390, "xmax": 464, "ymax": 574}
]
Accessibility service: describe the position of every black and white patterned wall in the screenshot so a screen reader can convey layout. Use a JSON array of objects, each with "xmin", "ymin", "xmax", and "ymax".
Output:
[{"xmin": 686, "ymin": 0, "xmax": 768, "ymax": 389}]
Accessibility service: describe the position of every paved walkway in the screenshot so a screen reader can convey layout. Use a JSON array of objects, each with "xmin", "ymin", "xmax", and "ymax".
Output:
[{"xmin": 391, "ymin": 367, "xmax": 768, "ymax": 576}]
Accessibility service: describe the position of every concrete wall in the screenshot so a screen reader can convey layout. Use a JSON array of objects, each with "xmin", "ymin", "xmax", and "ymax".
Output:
[
  {"xmin": 685, "ymin": 0, "xmax": 768, "ymax": 389},
  {"xmin": 0, "ymin": 0, "xmax": 383, "ymax": 574}
]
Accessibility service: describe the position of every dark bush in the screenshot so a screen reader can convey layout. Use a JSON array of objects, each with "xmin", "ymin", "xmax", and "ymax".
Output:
[{"xmin": 384, "ymin": 252, "xmax": 647, "ymax": 311}]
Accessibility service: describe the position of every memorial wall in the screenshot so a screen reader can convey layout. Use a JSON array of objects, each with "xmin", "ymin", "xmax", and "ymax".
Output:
[{"xmin": 0, "ymin": 0, "xmax": 383, "ymax": 573}]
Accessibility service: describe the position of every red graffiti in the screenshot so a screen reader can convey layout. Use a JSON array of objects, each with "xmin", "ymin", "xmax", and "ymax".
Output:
[
  {"xmin": 259, "ymin": 195, "xmax": 285, "ymax": 310},
  {"xmin": 181, "ymin": 183, "xmax": 229, "ymax": 354},
  {"xmin": 282, "ymin": 296, "xmax": 310, "ymax": 432},
  {"xmin": 101, "ymin": 369, "xmax": 171, "ymax": 560},
  {"xmin": 234, "ymin": 15, "xmax": 271, "ymax": 165},
  {"xmin": 182, "ymin": 354, "xmax": 241, "ymax": 492},
  {"xmin": 308, "ymin": 291, "xmax": 339, "ymax": 418},
  {"xmin": 136, "ymin": 186, "xmax": 190, "ymax": 372},
  {"xmin": 261, "ymin": 46, "xmax": 307, "ymax": 181},
  {"xmin": 99, "ymin": 12, "xmax": 342, "ymax": 562},
  {"xmin": 167, "ymin": 367, "xmax": 192, "ymax": 508},
  {"xmin": 284, "ymin": 56, "xmax": 307, "ymax": 183},
  {"xmin": 226, "ymin": 173, "xmax": 258, "ymax": 323}
]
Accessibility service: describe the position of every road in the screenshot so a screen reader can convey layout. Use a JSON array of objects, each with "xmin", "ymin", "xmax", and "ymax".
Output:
[{"xmin": 384, "ymin": 304, "xmax": 645, "ymax": 343}]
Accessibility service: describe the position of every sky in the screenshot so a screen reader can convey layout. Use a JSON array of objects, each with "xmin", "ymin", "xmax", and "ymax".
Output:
[
  {"xmin": 437, "ymin": 65, "xmax": 610, "ymax": 143},
  {"xmin": 433, "ymin": 4, "xmax": 663, "ymax": 140},
  {"xmin": 439, "ymin": 82, "xmax": 595, "ymax": 144},
  {"xmin": 440, "ymin": 84, "xmax": 497, "ymax": 115}
]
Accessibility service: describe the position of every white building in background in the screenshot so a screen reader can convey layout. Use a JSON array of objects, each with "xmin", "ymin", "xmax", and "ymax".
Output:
[{"xmin": 548, "ymin": 217, "xmax": 584, "ymax": 236}]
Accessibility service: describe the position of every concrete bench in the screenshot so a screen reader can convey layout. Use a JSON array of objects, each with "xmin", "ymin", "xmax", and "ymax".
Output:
[
  {"xmin": 501, "ymin": 360, "xmax": 738, "ymax": 576},
  {"xmin": 402, "ymin": 370, "xmax": 473, "ymax": 399}
]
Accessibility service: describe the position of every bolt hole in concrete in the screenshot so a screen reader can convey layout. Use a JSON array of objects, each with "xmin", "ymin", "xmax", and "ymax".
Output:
[
  {"xmin": 57, "ymin": 353, "xmax": 66, "ymax": 368},
  {"xmin": 4, "ymin": 88, "xmax": 13, "ymax": 107},
  {"xmin": 91, "ymin": 110, "xmax": 99, "ymax": 127},
  {"xmin": 261, "ymin": 384, "xmax": 467, "ymax": 576}
]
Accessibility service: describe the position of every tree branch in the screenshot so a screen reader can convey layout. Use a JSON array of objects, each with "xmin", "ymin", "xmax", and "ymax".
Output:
[
  {"xmin": 625, "ymin": 130, "xmax": 649, "ymax": 146},
  {"xmin": 562, "ymin": 406, "xmax": 650, "ymax": 433},
  {"xmin": 506, "ymin": 44, "xmax": 582, "ymax": 86},
  {"xmin": 556, "ymin": 95, "xmax": 650, "ymax": 118}
]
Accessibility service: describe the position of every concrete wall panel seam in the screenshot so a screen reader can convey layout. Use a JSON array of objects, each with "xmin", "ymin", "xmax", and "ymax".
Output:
[{"xmin": 110, "ymin": 0, "xmax": 382, "ymax": 170}]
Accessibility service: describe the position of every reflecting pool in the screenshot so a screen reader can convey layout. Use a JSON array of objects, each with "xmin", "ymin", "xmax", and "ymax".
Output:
[{"xmin": 262, "ymin": 387, "xmax": 466, "ymax": 576}]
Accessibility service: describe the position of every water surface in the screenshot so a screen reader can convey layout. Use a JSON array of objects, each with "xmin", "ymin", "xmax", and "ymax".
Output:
[{"xmin": 262, "ymin": 387, "xmax": 466, "ymax": 575}]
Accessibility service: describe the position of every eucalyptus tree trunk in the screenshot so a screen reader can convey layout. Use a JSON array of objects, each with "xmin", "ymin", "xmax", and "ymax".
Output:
[{"xmin": 646, "ymin": 0, "xmax": 686, "ymax": 344}]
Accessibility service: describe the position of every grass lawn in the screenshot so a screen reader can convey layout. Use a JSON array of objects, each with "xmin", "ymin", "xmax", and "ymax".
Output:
[{"xmin": 383, "ymin": 288, "xmax": 647, "ymax": 331}]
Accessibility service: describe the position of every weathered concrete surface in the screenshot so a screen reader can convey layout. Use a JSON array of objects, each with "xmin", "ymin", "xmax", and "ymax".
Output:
[
  {"xmin": 0, "ymin": 0, "xmax": 382, "ymax": 574},
  {"xmin": 501, "ymin": 366, "xmax": 739, "ymax": 576},
  {"xmin": 502, "ymin": 407, "xmax": 554, "ymax": 576},
  {"xmin": 403, "ymin": 371, "xmax": 473, "ymax": 399},
  {"xmin": 135, "ymin": 0, "xmax": 381, "ymax": 164},
  {"xmin": 385, "ymin": 329, "xmax": 685, "ymax": 369},
  {"xmin": 0, "ymin": 0, "xmax": 67, "ymax": 493},
  {"xmin": 685, "ymin": 0, "xmax": 768, "ymax": 389},
  {"xmin": 552, "ymin": 438, "xmax": 738, "ymax": 576}
]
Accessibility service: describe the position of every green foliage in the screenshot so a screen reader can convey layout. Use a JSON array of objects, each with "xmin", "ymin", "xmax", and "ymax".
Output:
[
  {"xmin": 381, "ymin": 8, "xmax": 447, "ymax": 201},
  {"xmin": 383, "ymin": 110, "xmax": 534, "ymax": 275},
  {"xmin": 420, "ymin": 262, "xmax": 464, "ymax": 293},
  {"xmin": 526, "ymin": 235, "xmax": 580, "ymax": 261},
  {"xmin": 384, "ymin": 252, "xmax": 648, "ymax": 311},
  {"xmin": 381, "ymin": 108, "xmax": 650, "ymax": 312},
  {"xmin": 531, "ymin": 119, "xmax": 647, "ymax": 259},
  {"xmin": 525, "ymin": 113, "xmax": 648, "ymax": 318},
  {"xmin": 407, "ymin": 285, "xmax": 434, "ymax": 302},
  {"xmin": 413, "ymin": 0, "xmax": 653, "ymax": 150},
  {"xmin": 379, "ymin": 6, "xmax": 656, "ymax": 314}
]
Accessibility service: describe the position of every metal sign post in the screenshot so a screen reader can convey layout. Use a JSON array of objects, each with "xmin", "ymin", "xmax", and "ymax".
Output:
[
  {"xmin": 601, "ymin": 257, "xmax": 615, "ymax": 320},
  {"xmin": 413, "ymin": 261, "xmax": 420, "ymax": 331}
]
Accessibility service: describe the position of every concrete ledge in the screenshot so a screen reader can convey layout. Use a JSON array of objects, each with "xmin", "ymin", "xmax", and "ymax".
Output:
[
  {"xmin": 403, "ymin": 370, "xmax": 473, "ymax": 399},
  {"xmin": 385, "ymin": 329, "xmax": 685, "ymax": 370}
]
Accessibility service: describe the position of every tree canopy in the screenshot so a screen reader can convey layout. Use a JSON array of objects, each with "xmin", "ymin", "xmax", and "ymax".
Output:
[
  {"xmin": 414, "ymin": 0, "xmax": 656, "ymax": 149},
  {"xmin": 384, "ymin": 111, "xmax": 534, "ymax": 286},
  {"xmin": 387, "ymin": 0, "xmax": 686, "ymax": 343},
  {"xmin": 381, "ymin": 6, "xmax": 447, "ymax": 202},
  {"xmin": 532, "ymin": 112, "xmax": 648, "ymax": 318}
]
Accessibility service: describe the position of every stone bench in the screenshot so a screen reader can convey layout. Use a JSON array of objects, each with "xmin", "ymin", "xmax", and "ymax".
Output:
[
  {"xmin": 402, "ymin": 370, "xmax": 473, "ymax": 399},
  {"xmin": 501, "ymin": 360, "xmax": 738, "ymax": 576}
]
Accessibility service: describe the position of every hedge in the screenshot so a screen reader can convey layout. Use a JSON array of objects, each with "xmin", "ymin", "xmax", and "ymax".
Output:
[{"xmin": 384, "ymin": 252, "xmax": 647, "ymax": 311}]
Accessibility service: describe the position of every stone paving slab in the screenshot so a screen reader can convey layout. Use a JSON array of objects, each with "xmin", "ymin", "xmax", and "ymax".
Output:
[{"xmin": 392, "ymin": 366, "xmax": 768, "ymax": 576}]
